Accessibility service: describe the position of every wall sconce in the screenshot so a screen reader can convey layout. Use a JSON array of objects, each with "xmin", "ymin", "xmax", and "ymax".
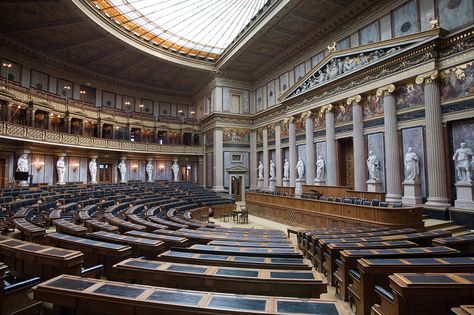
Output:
[
  {"xmin": 132, "ymin": 164, "xmax": 138, "ymax": 171},
  {"xmin": 71, "ymin": 162, "xmax": 80, "ymax": 172},
  {"xmin": 34, "ymin": 161, "xmax": 45, "ymax": 171},
  {"xmin": 159, "ymin": 164, "xmax": 165, "ymax": 172}
]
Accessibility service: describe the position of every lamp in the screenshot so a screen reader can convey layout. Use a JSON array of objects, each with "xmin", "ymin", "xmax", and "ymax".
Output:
[
  {"xmin": 71, "ymin": 162, "xmax": 80, "ymax": 172},
  {"xmin": 34, "ymin": 161, "xmax": 45, "ymax": 171},
  {"xmin": 132, "ymin": 164, "xmax": 138, "ymax": 171},
  {"xmin": 159, "ymin": 163, "xmax": 165, "ymax": 172}
]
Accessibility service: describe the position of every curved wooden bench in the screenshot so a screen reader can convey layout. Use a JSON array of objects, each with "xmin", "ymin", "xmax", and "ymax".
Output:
[
  {"xmin": 12, "ymin": 218, "xmax": 45, "ymax": 243},
  {"xmin": 53, "ymin": 219, "xmax": 87, "ymax": 236}
]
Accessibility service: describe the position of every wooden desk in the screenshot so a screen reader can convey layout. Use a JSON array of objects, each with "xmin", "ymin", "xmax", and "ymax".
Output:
[
  {"xmin": 33, "ymin": 274, "xmax": 345, "ymax": 315},
  {"xmin": 158, "ymin": 250, "xmax": 312, "ymax": 270},
  {"xmin": 125, "ymin": 230, "xmax": 189, "ymax": 249},
  {"xmin": 452, "ymin": 305, "xmax": 474, "ymax": 315},
  {"xmin": 175, "ymin": 244, "xmax": 301, "ymax": 258},
  {"xmin": 0, "ymin": 236, "xmax": 83, "ymax": 280},
  {"xmin": 247, "ymin": 192, "xmax": 423, "ymax": 230},
  {"xmin": 208, "ymin": 241, "xmax": 293, "ymax": 248},
  {"xmin": 334, "ymin": 246, "xmax": 460, "ymax": 301},
  {"xmin": 53, "ymin": 219, "xmax": 87, "ymax": 236},
  {"xmin": 12, "ymin": 218, "xmax": 46, "ymax": 243},
  {"xmin": 147, "ymin": 216, "xmax": 188, "ymax": 230},
  {"xmin": 433, "ymin": 234, "xmax": 474, "ymax": 253},
  {"xmin": 113, "ymin": 258, "xmax": 327, "ymax": 298},
  {"xmin": 351, "ymin": 257, "xmax": 474, "ymax": 315},
  {"xmin": 90, "ymin": 231, "xmax": 165, "ymax": 259},
  {"xmin": 127, "ymin": 215, "xmax": 169, "ymax": 232},
  {"xmin": 85, "ymin": 219, "xmax": 119, "ymax": 233},
  {"xmin": 302, "ymin": 184, "xmax": 352, "ymax": 198},
  {"xmin": 104, "ymin": 213, "xmax": 147, "ymax": 234},
  {"xmin": 373, "ymin": 273, "xmax": 474, "ymax": 315},
  {"xmin": 45, "ymin": 233, "xmax": 131, "ymax": 275}
]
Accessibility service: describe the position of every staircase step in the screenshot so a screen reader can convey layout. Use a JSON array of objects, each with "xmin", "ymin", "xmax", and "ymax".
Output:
[
  {"xmin": 424, "ymin": 220, "xmax": 457, "ymax": 230},
  {"xmin": 452, "ymin": 230, "xmax": 474, "ymax": 237}
]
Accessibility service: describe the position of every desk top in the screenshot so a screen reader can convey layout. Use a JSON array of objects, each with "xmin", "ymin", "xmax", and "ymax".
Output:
[
  {"xmin": 125, "ymin": 230, "xmax": 188, "ymax": 243},
  {"xmin": 46, "ymin": 233, "xmax": 131, "ymax": 252},
  {"xmin": 327, "ymin": 240, "xmax": 417, "ymax": 250},
  {"xmin": 361, "ymin": 256, "xmax": 474, "ymax": 267},
  {"xmin": 391, "ymin": 273, "xmax": 474, "ymax": 288},
  {"xmin": 341, "ymin": 246, "xmax": 459, "ymax": 258},
  {"xmin": 33, "ymin": 274, "xmax": 342, "ymax": 314},
  {"xmin": 91, "ymin": 231, "xmax": 164, "ymax": 247}
]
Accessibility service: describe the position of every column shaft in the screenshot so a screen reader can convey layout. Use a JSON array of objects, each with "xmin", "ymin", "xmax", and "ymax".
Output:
[
  {"xmin": 263, "ymin": 128, "xmax": 269, "ymax": 188},
  {"xmin": 383, "ymin": 93, "xmax": 402, "ymax": 202},
  {"xmin": 326, "ymin": 110, "xmax": 337, "ymax": 185},
  {"xmin": 305, "ymin": 116, "xmax": 315, "ymax": 184},
  {"xmin": 289, "ymin": 121, "xmax": 297, "ymax": 186},
  {"xmin": 213, "ymin": 128, "xmax": 224, "ymax": 191},
  {"xmin": 425, "ymin": 79, "xmax": 450, "ymax": 206},
  {"xmin": 352, "ymin": 102, "xmax": 366, "ymax": 190},
  {"xmin": 250, "ymin": 130, "xmax": 257, "ymax": 189},
  {"xmin": 275, "ymin": 124, "xmax": 282, "ymax": 186}
]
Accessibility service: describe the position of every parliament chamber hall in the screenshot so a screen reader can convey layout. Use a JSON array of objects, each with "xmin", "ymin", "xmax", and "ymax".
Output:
[{"xmin": 0, "ymin": 0, "xmax": 474, "ymax": 314}]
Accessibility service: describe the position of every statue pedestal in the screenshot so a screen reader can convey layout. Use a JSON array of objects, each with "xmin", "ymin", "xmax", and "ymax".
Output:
[
  {"xmin": 57, "ymin": 181, "xmax": 65, "ymax": 186},
  {"xmin": 120, "ymin": 180, "xmax": 127, "ymax": 184},
  {"xmin": 455, "ymin": 181, "xmax": 474, "ymax": 210},
  {"xmin": 366, "ymin": 179, "xmax": 382, "ymax": 192},
  {"xmin": 268, "ymin": 179, "xmax": 276, "ymax": 192},
  {"xmin": 90, "ymin": 180, "xmax": 97, "ymax": 184},
  {"xmin": 282, "ymin": 178, "xmax": 289, "ymax": 187},
  {"xmin": 314, "ymin": 179, "xmax": 325, "ymax": 186},
  {"xmin": 295, "ymin": 179, "xmax": 305, "ymax": 197},
  {"xmin": 19, "ymin": 180, "xmax": 29, "ymax": 187},
  {"xmin": 257, "ymin": 178, "xmax": 264, "ymax": 189},
  {"xmin": 402, "ymin": 180, "xmax": 422, "ymax": 205}
]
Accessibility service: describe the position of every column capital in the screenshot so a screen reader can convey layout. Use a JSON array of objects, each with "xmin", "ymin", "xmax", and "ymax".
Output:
[
  {"xmin": 301, "ymin": 110, "xmax": 313, "ymax": 119},
  {"xmin": 376, "ymin": 84, "xmax": 396, "ymax": 97},
  {"xmin": 346, "ymin": 95, "xmax": 362, "ymax": 105},
  {"xmin": 321, "ymin": 104, "xmax": 333, "ymax": 113},
  {"xmin": 416, "ymin": 70, "xmax": 439, "ymax": 84},
  {"xmin": 282, "ymin": 116, "xmax": 294, "ymax": 125}
]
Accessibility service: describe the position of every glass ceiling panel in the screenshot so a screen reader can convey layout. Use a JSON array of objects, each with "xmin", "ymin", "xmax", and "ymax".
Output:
[{"xmin": 90, "ymin": 0, "xmax": 270, "ymax": 61}]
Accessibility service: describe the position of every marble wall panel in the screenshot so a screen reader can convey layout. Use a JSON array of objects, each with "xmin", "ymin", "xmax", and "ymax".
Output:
[
  {"xmin": 392, "ymin": 0, "xmax": 419, "ymax": 37},
  {"xmin": 402, "ymin": 127, "xmax": 427, "ymax": 197},
  {"xmin": 451, "ymin": 119, "xmax": 474, "ymax": 172},
  {"xmin": 31, "ymin": 69, "xmax": 48, "ymax": 91},
  {"xmin": 315, "ymin": 142, "xmax": 327, "ymax": 166},
  {"xmin": 367, "ymin": 133, "xmax": 386, "ymax": 191},
  {"xmin": 420, "ymin": 0, "xmax": 435, "ymax": 31},
  {"xmin": 294, "ymin": 63, "xmax": 305, "ymax": 82},
  {"xmin": 224, "ymin": 152, "xmax": 250, "ymax": 187},
  {"xmin": 242, "ymin": 90, "xmax": 250, "ymax": 114},
  {"xmin": 279, "ymin": 73, "xmax": 289, "ymax": 96},
  {"xmin": 311, "ymin": 52, "xmax": 324, "ymax": 68},
  {"xmin": 359, "ymin": 21, "xmax": 380, "ymax": 45},
  {"xmin": 256, "ymin": 87, "xmax": 263, "ymax": 112},
  {"xmin": 206, "ymin": 153, "xmax": 213, "ymax": 187},
  {"xmin": 102, "ymin": 91, "xmax": 116, "ymax": 108},
  {"xmin": 267, "ymin": 80, "xmax": 276, "ymax": 107},
  {"xmin": 337, "ymin": 37, "xmax": 351, "ymax": 50},
  {"xmin": 438, "ymin": 0, "xmax": 473, "ymax": 31}
]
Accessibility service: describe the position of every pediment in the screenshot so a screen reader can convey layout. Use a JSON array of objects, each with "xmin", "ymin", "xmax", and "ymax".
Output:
[
  {"xmin": 226, "ymin": 163, "xmax": 248, "ymax": 174},
  {"xmin": 281, "ymin": 31, "xmax": 441, "ymax": 102}
]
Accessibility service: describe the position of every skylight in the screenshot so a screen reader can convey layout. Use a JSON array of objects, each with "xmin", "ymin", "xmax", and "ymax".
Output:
[{"xmin": 91, "ymin": 0, "xmax": 270, "ymax": 60}]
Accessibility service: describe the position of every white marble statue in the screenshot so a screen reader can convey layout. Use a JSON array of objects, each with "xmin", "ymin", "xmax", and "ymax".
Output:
[
  {"xmin": 257, "ymin": 161, "xmax": 264, "ymax": 180},
  {"xmin": 118, "ymin": 159, "xmax": 127, "ymax": 183},
  {"xmin": 17, "ymin": 153, "xmax": 28, "ymax": 172},
  {"xmin": 404, "ymin": 147, "xmax": 419, "ymax": 181},
  {"xmin": 367, "ymin": 151, "xmax": 380, "ymax": 181},
  {"xmin": 56, "ymin": 156, "xmax": 65, "ymax": 184},
  {"xmin": 269, "ymin": 160, "xmax": 275, "ymax": 180},
  {"xmin": 283, "ymin": 159, "xmax": 289, "ymax": 180},
  {"xmin": 89, "ymin": 158, "xmax": 97, "ymax": 183},
  {"xmin": 146, "ymin": 161, "xmax": 154, "ymax": 182},
  {"xmin": 453, "ymin": 142, "xmax": 473, "ymax": 181},
  {"xmin": 296, "ymin": 158, "xmax": 305, "ymax": 180},
  {"xmin": 316, "ymin": 156, "xmax": 325, "ymax": 181},
  {"xmin": 172, "ymin": 161, "xmax": 179, "ymax": 182}
]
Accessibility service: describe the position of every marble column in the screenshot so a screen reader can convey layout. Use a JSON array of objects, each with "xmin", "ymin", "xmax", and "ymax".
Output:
[
  {"xmin": 349, "ymin": 95, "xmax": 366, "ymax": 191},
  {"xmin": 324, "ymin": 105, "xmax": 337, "ymax": 185},
  {"xmin": 303, "ymin": 111, "xmax": 315, "ymax": 185},
  {"xmin": 263, "ymin": 128, "xmax": 269, "ymax": 189},
  {"xmin": 288, "ymin": 117, "xmax": 297, "ymax": 187},
  {"xmin": 97, "ymin": 121, "xmax": 103, "ymax": 138},
  {"xmin": 377, "ymin": 84, "xmax": 402, "ymax": 202},
  {"xmin": 213, "ymin": 128, "xmax": 225, "ymax": 191},
  {"xmin": 199, "ymin": 156, "xmax": 205, "ymax": 186},
  {"xmin": 416, "ymin": 72, "xmax": 451, "ymax": 208},
  {"xmin": 250, "ymin": 130, "xmax": 257, "ymax": 189},
  {"xmin": 275, "ymin": 124, "xmax": 282, "ymax": 186}
]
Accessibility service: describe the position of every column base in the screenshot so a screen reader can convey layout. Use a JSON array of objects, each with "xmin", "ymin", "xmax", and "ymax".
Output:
[
  {"xmin": 282, "ymin": 179, "xmax": 289, "ymax": 187},
  {"xmin": 212, "ymin": 186, "xmax": 226, "ymax": 193},
  {"xmin": 366, "ymin": 180, "xmax": 382, "ymax": 192},
  {"xmin": 314, "ymin": 179, "xmax": 325, "ymax": 186},
  {"xmin": 257, "ymin": 179, "xmax": 264, "ymax": 189},
  {"xmin": 295, "ymin": 179, "xmax": 305, "ymax": 197},
  {"xmin": 19, "ymin": 181, "xmax": 29, "ymax": 187},
  {"xmin": 90, "ymin": 181, "xmax": 98, "ymax": 184},
  {"xmin": 386, "ymin": 194, "xmax": 402, "ymax": 203},
  {"xmin": 402, "ymin": 180, "xmax": 423, "ymax": 205},
  {"xmin": 454, "ymin": 181, "xmax": 474, "ymax": 210},
  {"xmin": 268, "ymin": 179, "xmax": 276, "ymax": 192}
]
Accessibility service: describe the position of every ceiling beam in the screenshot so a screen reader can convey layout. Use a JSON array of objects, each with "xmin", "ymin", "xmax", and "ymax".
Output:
[
  {"xmin": 0, "ymin": 17, "xmax": 83, "ymax": 33},
  {"xmin": 45, "ymin": 34, "xmax": 104, "ymax": 51},
  {"xmin": 272, "ymin": 26, "xmax": 304, "ymax": 38}
]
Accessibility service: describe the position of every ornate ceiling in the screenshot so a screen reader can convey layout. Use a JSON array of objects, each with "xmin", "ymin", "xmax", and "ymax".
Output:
[{"xmin": 0, "ymin": 0, "xmax": 374, "ymax": 96}]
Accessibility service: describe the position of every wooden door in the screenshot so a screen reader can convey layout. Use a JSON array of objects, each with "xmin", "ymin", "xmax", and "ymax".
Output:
[
  {"xmin": 231, "ymin": 177, "xmax": 242, "ymax": 202},
  {"xmin": 98, "ymin": 164, "xmax": 112, "ymax": 183},
  {"xmin": 337, "ymin": 138, "xmax": 354, "ymax": 187},
  {"xmin": 0, "ymin": 159, "xmax": 6, "ymax": 188}
]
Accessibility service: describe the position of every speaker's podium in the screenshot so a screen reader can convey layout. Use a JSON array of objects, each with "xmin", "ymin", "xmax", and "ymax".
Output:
[{"xmin": 14, "ymin": 172, "xmax": 31, "ymax": 186}]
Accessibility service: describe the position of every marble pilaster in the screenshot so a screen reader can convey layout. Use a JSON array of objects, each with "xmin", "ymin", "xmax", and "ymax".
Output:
[
  {"xmin": 275, "ymin": 124, "xmax": 282, "ymax": 186},
  {"xmin": 213, "ymin": 128, "xmax": 225, "ymax": 191},
  {"xmin": 377, "ymin": 84, "xmax": 402, "ymax": 202},
  {"xmin": 288, "ymin": 117, "xmax": 297, "ymax": 187},
  {"xmin": 263, "ymin": 128, "xmax": 269, "ymax": 189},
  {"xmin": 349, "ymin": 95, "xmax": 366, "ymax": 191},
  {"xmin": 303, "ymin": 111, "xmax": 315, "ymax": 185},
  {"xmin": 324, "ymin": 105, "xmax": 337, "ymax": 186},
  {"xmin": 250, "ymin": 130, "xmax": 257, "ymax": 190},
  {"xmin": 417, "ymin": 72, "xmax": 451, "ymax": 208}
]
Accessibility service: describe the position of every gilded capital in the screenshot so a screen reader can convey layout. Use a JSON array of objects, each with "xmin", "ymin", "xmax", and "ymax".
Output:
[
  {"xmin": 346, "ymin": 95, "xmax": 362, "ymax": 105},
  {"xmin": 300, "ymin": 110, "xmax": 313, "ymax": 119},
  {"xmin": 321, "ymin": 104, "xmax": 333, "ymax": 113},
  {"xmin": 376, "ymin": 84, "xmax": 396, "ymax": 97},
  {"xmin": 415, "ymin": 70, "xmax": 439, "ymax": 84},
  {"xmin": 282, "ymin": 116, "xmax": 294, "ymax": 125}
]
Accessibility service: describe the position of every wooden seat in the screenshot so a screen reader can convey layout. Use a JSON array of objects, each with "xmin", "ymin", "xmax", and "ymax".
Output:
[
  {"xmin": 33, "ymin": 274, "xmax": 346, "ymax": 315},
  {"xmin": 53, "ymin": 219, "xmax": 87, "ymax": 236},
  {"xmin": 372, "ymin": 273, "xmax": 474, "ymax": 315},
  {"xmin": 113, "ymin": 258, "xmax": 327, "ymax": 298}
]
